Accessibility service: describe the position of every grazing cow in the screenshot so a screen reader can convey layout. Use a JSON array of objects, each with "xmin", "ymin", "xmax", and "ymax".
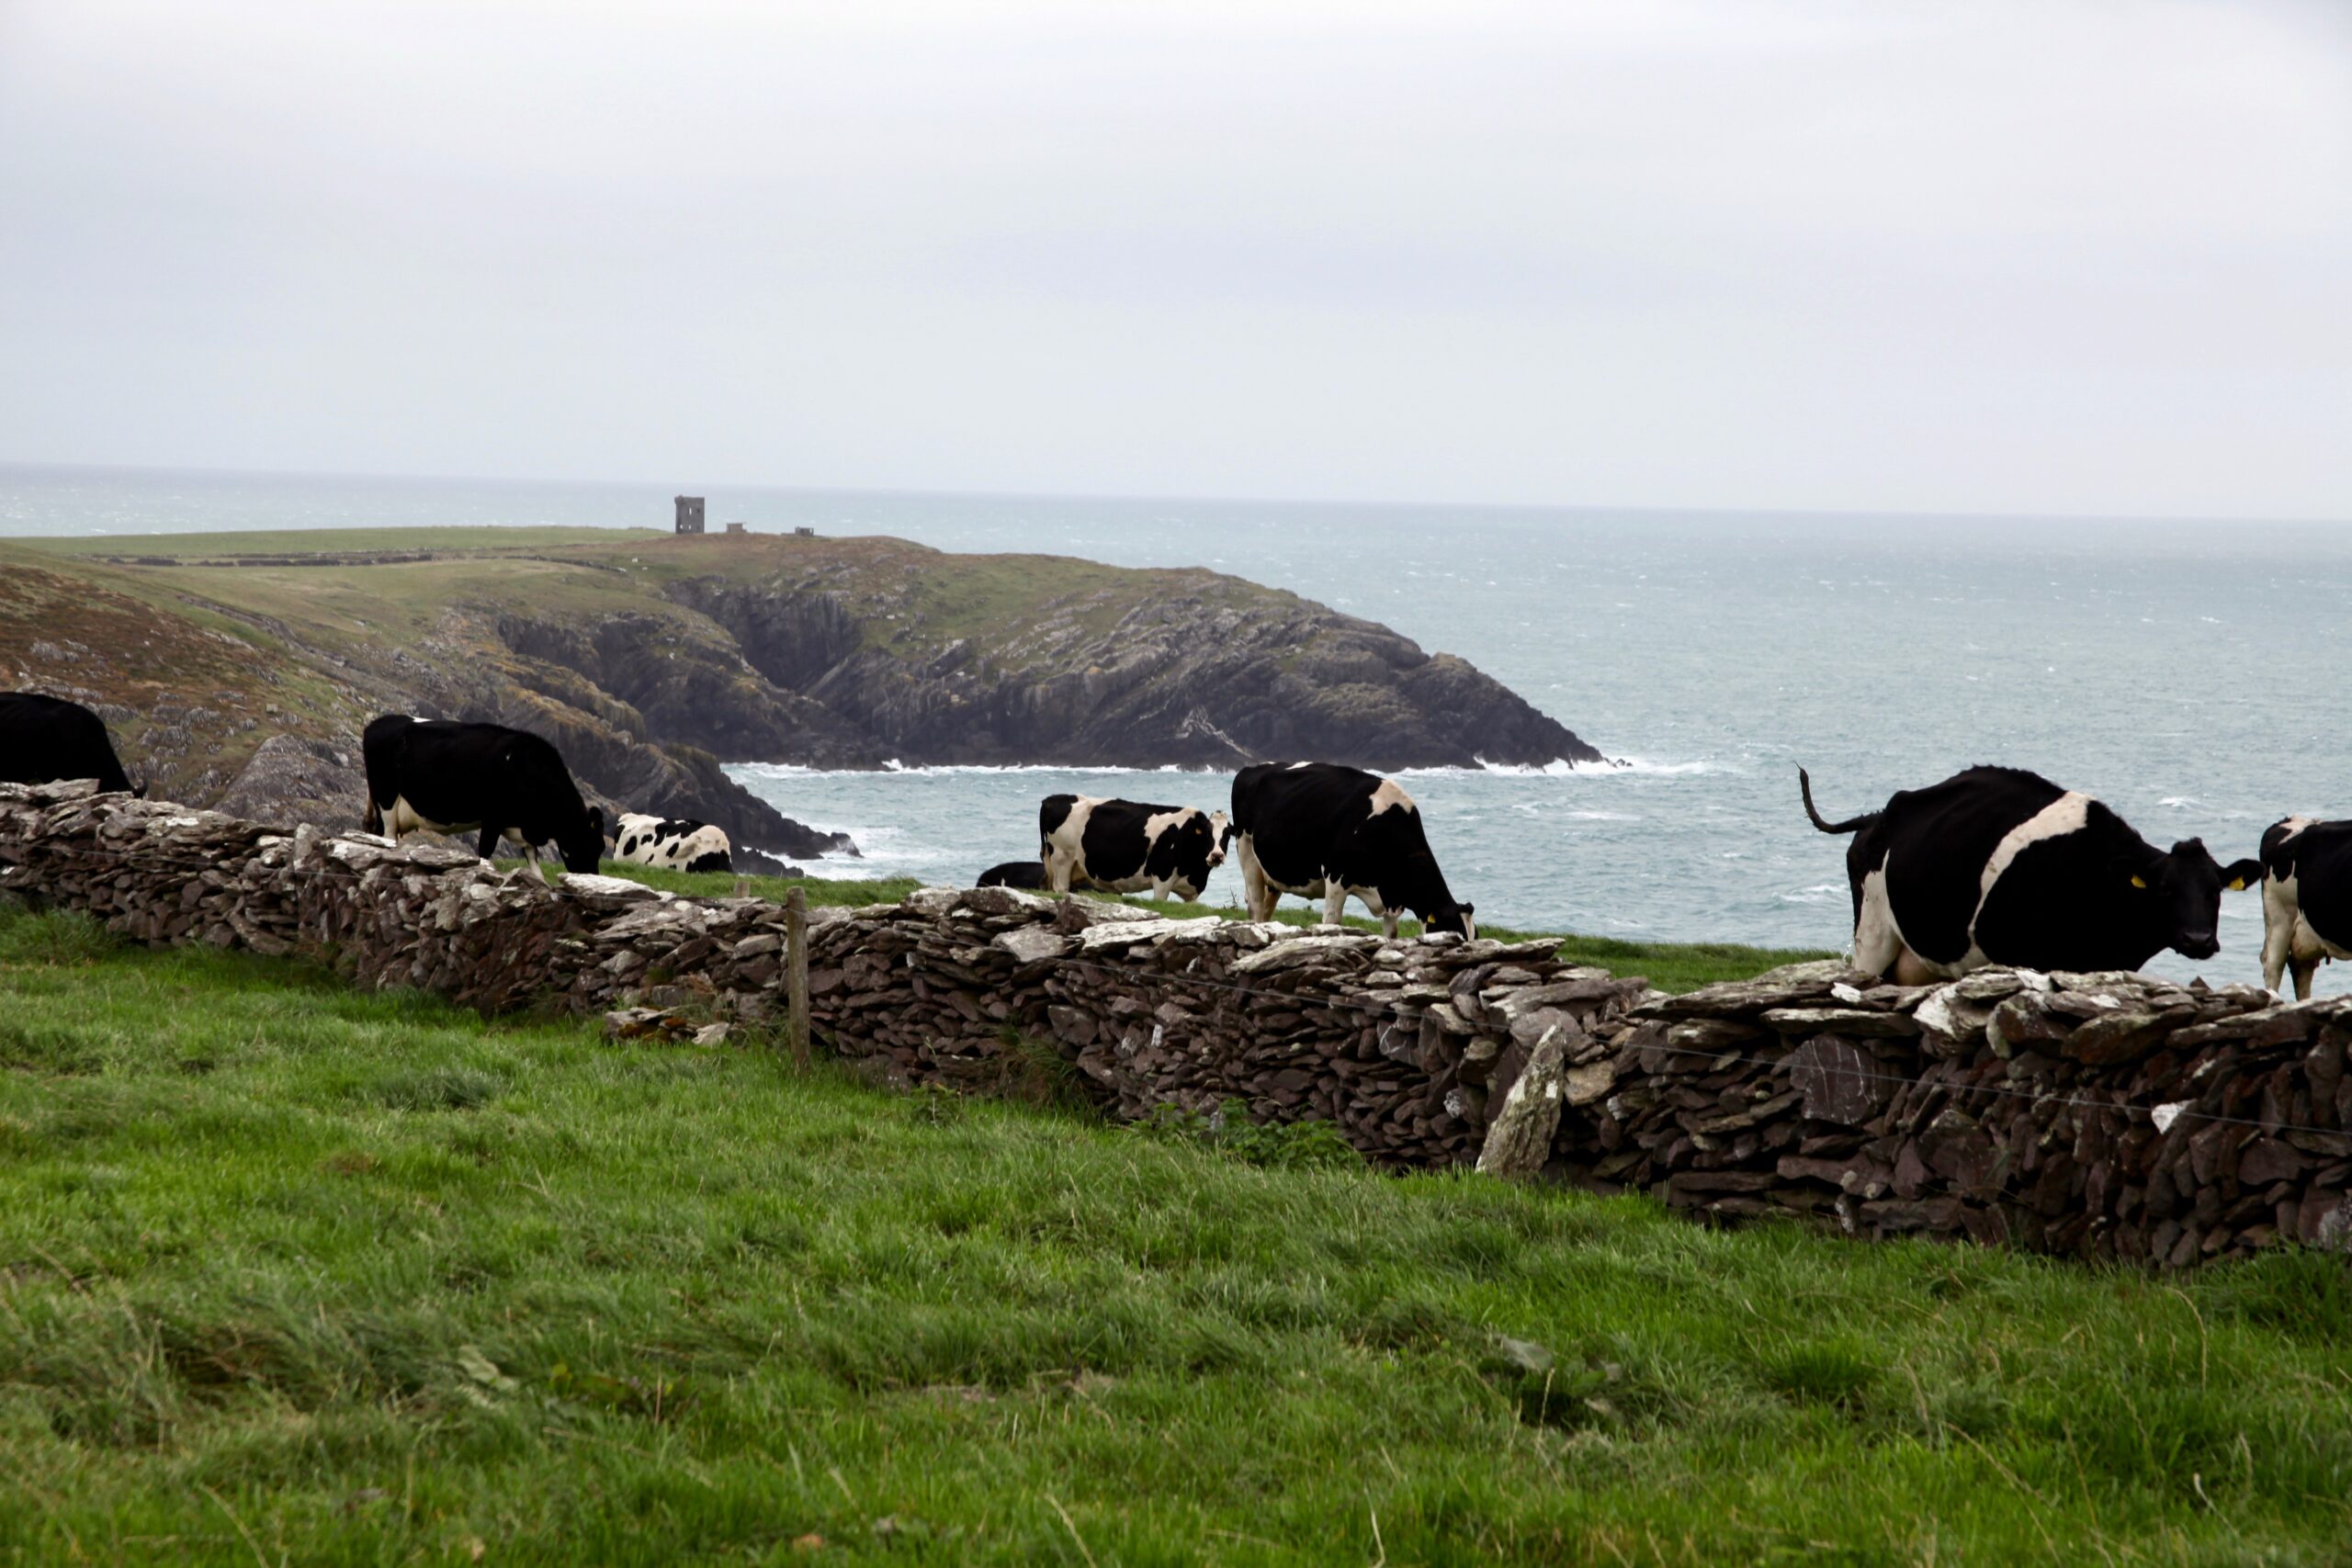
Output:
[
  {"xmin": 1038, "ymin": 795, "xmax": 1228, "ymax": 901},
  {"xmin": 1800, "ymin": 764, "xmax": 2260, "ymax": 982},
  {"xmin": 361, "ymin": 715, "xmax": 605, "ymax": 874},
  {"xmin": 977, "ymin": 860, "xmax": 1049, "ymax": 890},
  {"xmin": 1227, "ymin": 761, "xmax": 1476, "ymax": 939},
  {"xmin": 2257, "ymin": 817, "xmax": 2352, "ymax": 998},
  {"xmin": 0, "ymin": 693, "xmax": 142, "ymax": 796},
  {"xmin": 611, "ymin": 812, "xmax": 733, "ymax": 874}
]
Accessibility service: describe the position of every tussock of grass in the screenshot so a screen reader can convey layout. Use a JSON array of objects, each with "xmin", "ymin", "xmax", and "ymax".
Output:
[
  {"xmin": 2, "ymin": 907, "xmax": 2350, "ymax": 1561},
  {"xmin": 560, "ymin": 859, "xmax": 922, "ymax": 909},
  {"xmin": 0, "ymin": 907, "xmax": 120, "ymax": 966}
]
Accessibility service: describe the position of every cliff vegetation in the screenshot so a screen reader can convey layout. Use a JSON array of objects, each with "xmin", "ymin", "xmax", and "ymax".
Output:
[{"xmin": 0, "ymin": 526, "xmax": 1603, "ymax": 853}]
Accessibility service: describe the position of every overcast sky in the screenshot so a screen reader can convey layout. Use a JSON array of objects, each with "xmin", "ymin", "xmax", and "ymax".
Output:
[{"xmin": 1, "ymin": 1, "xmax": 2346, "ymax": 519}]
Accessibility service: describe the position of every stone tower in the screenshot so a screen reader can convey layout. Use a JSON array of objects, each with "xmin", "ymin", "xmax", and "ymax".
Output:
[{"xmin": 674, "ymin": 496, "xmax": 706, "ymax": 536}]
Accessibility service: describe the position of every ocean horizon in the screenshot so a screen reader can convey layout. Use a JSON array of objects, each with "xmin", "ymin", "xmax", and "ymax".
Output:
[{"xmin": 6, "ymin": 460, "xmax": 2349, "ymax": 991}]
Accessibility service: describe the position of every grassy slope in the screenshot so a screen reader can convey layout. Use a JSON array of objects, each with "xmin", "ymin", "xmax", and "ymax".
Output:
[
  {"xmin": 14, "ymin": 525, "xmax": 662, "ymax": 557},
  {"xmin": 0, "ymin": 526, "xmax": 1295, "ymax": 671},
  {"xmin": 0, "ymin": 526, "xmax": 1323, "ymax": 810},
  {"xmin": 4, "ymin": 908, "xmax": 2349, "ymax": 1564}
]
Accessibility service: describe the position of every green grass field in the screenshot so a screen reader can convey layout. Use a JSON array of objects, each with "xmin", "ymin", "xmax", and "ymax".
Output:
[
  {"xmin": 8, "ymin": 525, "xmax": 663, "ymax": 558},
  {"xmin": 4, "ymin": 905, "xmax": 2350, "ymax": 1563}
]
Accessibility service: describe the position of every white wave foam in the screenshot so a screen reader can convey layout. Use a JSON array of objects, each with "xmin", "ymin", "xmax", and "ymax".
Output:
[
  {"xmin": 744, "ymin": 755, "xmax": 1724, "ymax": 785},
  {"xmin": 1606, "ymin": 757, "xmax": 1726, "ymax": 776},
  {"xmin": 1777, "ymin": 883, "xmax": 1849, "ymax": 906},
  {"xmin": 741, "ymin": 761, "xmax": 1227, "ymax": 780},
  {"xmin": 1396, "ymin": 755, "xmax": 1722, "ymax": 779}
]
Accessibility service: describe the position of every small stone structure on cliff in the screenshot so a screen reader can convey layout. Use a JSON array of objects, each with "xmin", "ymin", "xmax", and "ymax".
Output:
[{"xmin": 5, "ymin": 780, "xmax": 2349, "ymax": 1270}]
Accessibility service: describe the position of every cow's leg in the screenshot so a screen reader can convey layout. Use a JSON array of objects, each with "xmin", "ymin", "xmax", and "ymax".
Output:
[
  {"xmin": 1044, "ymin": 849, "xmax": 1073, "ymax": 897},
  {"xmin": 1322, "ymin": 886, "xmax": 1347, "ymax": 927},
  {"xmin": 1236, "ymin": 836, "xmax": 1271, "ymax": 920},
  {"xmin": 476, "ymin": 824, "xmax": 501, "ymax": 861},
  {"xmin": 2261, "ymin": 887, "xmax": 2295, "ymax": 995},
  {"xmin": 1892, "ymin": 948, "xmax": 1940, "ymax": 987},
  {"xmin": 1851, "ymin": 863, "xmax": 1904, "ymax": 979},
  {"xmin": 1382, "ymin": 911, "xmax": 1399, "ymax": 940},
  {"xmin": 364, "ymin": 796, "xmax": 382, "ymax": 835},
  {"xmin": 2292, "ymin": 953, "xmax": 2322, "ymax": 1002}
]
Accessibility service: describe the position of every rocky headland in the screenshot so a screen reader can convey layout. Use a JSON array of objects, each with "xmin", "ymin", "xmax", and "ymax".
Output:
[{"xmin": 0, "ymin": 527, "xmax": 1605, "ymax": 855}]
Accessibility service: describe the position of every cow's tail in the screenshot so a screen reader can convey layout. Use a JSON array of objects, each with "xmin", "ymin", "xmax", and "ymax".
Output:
[{"xmin": 1799, "ymin": 766, "xmax": 1875, "ymax": 835}]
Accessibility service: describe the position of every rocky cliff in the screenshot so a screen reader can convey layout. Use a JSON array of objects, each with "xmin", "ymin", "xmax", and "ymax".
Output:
[
  {"xmin": 0, "ymin": 526, "xmax": 1606, "ymax": 849},
  {"xmin": 664, "ymin": 558, "xmax": 1598, "ymax": 769}
]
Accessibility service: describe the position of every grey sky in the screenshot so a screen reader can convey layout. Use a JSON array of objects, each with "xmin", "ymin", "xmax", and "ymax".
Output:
[{"xmin": 2, "ymin": 0, "xmax": 2346, "ymax": 518}]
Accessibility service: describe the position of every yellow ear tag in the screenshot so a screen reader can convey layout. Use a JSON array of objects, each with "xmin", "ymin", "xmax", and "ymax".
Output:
[
  {"xmin": 2131, "ymin": 874, "xmax": 2147, "ymax": 888},
  {"xmin": 2229, "ymin": 877, "xmax": 2247, "ymax": 892}
]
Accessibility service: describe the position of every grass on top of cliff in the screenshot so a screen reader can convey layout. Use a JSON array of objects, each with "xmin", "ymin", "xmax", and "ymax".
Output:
[
  {"xmin": 575, "ymin": 863, "xmax": 1832, "ymax": 993},
  {"xmin": 4, "ymin": 905, "xmax": 2352, "ymax": 1565},
  {"xmin": 8, "ymin": 525, "xmax": 660, "ymax": 558}
]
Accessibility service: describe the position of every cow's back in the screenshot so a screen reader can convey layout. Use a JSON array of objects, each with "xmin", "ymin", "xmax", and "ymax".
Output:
[
  {"xmin": 0, "ymin": 693, "xmax": 132, "ymax": 792},
  {"xmin": 2279, "ymin": 819, "xmax": 2352, "ymax": 951},
  {"xmin": 361, "ymin": 715, "xmax": 418, "ymax": 807},
  {"xmin": 1232, "ymin": 762, "xmax": 1380, "ymax": 885},
  {"xmin": 365, "ymin": 716, "xmax": 578, "ymax": 822},
  {"xmin": 1880, "ymin": 766, "xmax": 2067, "ymax": 963}
]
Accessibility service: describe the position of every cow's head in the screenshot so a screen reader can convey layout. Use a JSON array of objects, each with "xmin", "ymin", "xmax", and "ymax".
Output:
[
  {"xmin": 1204, "ymin": 810, "xmax": 1230, "ymax": 869},
  {"xmin": 1419, "ymin": 899, "xmax": 1476, "ymax": 941},
  {"xmin": 559, "ymin": 806, "xmax": 606, "ymax": 874},
  {"xmin": 2120, "ymin": 838, "xmax": 2261, "ymax": 962}
]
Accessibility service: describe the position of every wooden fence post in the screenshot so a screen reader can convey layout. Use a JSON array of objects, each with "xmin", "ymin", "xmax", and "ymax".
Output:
[{"xmin": 786, "ymin": 884, "xmax": 810, "ymax": 1069}]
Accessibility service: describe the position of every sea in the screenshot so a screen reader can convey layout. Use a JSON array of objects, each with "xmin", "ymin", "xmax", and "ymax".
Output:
[{"xmin": 7, "ymin": 463, "xmax": 2349, "ymax": 991}]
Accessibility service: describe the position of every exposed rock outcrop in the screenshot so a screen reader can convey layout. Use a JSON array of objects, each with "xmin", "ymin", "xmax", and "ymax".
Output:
[
  {"xmin": 215, "ymin": 735, "xmax": 367, "ymax": 829},
  {"xmin": 1, "ymin": 530, "xmax": 1609, "ymax": 852},
  {"xmin": 667, "ymin": 553, "xmax": 1602, "ymax": 770}
]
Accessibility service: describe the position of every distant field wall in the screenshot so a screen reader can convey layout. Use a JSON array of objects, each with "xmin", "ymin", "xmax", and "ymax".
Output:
[{"xmin": 6, "ymin": 781, "xmax": 2350, "ymax": 1270}]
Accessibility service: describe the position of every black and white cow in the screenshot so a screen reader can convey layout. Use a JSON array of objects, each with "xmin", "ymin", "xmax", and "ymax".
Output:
[
  {"xmin": 1800, "ymin": 764, "xmax": 2260, "ymax": 983},
  {"xmin": 361, "ymin": 715, "xmax": 605, "ymax": 874},
  {"xmin": 1038, "ymin": 795, "xmax": 1228, "ymax": 901},
  {"xmin": 1227, "ymin": 761, "xmax": 1476, "ymax": 939},
  {"xmin": 611, "ymin": 812, "xmax": 732, "ymax": 874},
  {"xmin": 977, "ymin": 860, "xmax": 1049, "ymax": 890},
  {"xmin": 2257, "ymin": 817, "xmax": 2352, "ymax": 999},
  {"xmin": 0, "ymin": 693, "xmax": 142, "ymax": 795}
]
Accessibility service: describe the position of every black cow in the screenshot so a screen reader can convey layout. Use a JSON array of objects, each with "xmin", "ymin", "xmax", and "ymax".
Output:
[
  {"xmin": 1038, "ymin": 795, "xmax": 1228, "ymax": 901},
  {"xmin": 361, "ymin": 715, "xmax": 605, "ymax": 874},
  {"xmin": 977, "ymin": 860, "xmax": 1049, "ymax": 890},
  {"xmin": 0, "ymin": 693, "xmax": 141, "ymax": 795},
  {"xmin": 2257, "ymin": 817, "xmax": 2352, "ymax": 999},
  {"xmin": 1800, "ymin": 764, "xmax": 2260, "ymax": 982},
  {"xmin": 1227, "ymin": 761, "xmax": 1476, "ymax": 939}
]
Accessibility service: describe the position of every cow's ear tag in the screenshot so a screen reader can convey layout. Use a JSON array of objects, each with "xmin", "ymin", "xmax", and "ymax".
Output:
[
  {"xmin": 2229, "ymin": 876, "xmax": 2247, "ymax": 891},
  {"xmin": 2130, "ymin": 874, "xmax": 2147, "ymax": 889}
]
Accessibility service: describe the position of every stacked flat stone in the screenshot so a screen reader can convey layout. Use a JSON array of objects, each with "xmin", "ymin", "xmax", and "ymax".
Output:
[
  {"xmin": 1559, "ymin": 961, "xmax": 2352, "ymax": 1266},
  {"xmin": 6, "ymin": 780, "xmax": 2350, "ymax": 1269}
]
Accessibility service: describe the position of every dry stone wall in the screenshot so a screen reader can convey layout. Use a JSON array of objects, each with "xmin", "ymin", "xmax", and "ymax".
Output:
[{"xmin": 5, "ymin": 781, "xmax": 2349, "ymax": 1269}]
